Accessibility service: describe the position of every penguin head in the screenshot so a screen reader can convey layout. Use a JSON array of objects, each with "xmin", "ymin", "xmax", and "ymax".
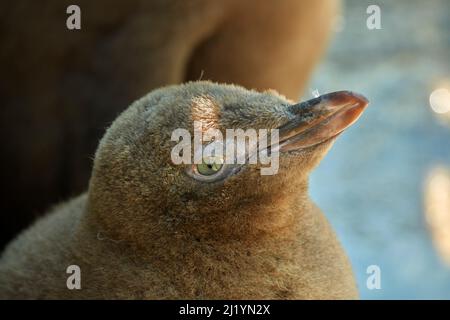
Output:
[{"xmin": 88, "ymin": 81, "xmax": 368, "ymax": 240}]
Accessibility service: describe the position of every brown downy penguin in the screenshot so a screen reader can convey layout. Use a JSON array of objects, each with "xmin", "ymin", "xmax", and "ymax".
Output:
[
  {"xmin": 0, "ymin": 81, "xmax": 368, "ymax": 299},
  {"xmin": 0, "ymin": 0, "xmax": 339, "ymax": 249}
]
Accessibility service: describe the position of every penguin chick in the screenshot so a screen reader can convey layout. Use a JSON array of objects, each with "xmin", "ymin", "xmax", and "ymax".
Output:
[{"xmin": 0, "ymin": 81, "xmax": 368, "ymax": 299}]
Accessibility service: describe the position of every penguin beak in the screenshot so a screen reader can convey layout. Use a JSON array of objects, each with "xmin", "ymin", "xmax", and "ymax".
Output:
[{"xmin": 278, "ymin": 91, "xmax": 369, "ymax": 152}]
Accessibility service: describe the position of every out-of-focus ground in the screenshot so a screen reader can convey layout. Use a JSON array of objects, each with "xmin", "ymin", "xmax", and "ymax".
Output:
[{"xmin": 307, "ymin": 0, "xmax": 450, "ymax": 299}]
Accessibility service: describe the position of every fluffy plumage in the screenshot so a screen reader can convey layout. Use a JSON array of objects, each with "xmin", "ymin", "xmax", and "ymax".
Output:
[{"xmin": 0, "ymin": 82, "xmax": 359, "ymax": 299}]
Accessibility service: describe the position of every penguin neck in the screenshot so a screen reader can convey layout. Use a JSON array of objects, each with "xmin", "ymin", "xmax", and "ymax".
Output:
[{"xmin": 84, "ymin": 178, "xmax": 312, "ymax": 251}]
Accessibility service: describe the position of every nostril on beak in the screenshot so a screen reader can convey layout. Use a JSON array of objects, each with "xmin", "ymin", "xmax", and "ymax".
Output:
[{"xmin": 287, "ymin": 91, "xmax": 368, "ymax": 116}]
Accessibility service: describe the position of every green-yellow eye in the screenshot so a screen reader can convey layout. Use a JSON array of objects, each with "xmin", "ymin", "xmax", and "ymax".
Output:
[{"xmin": 196, "ymin": 157, "xmax": 223, "ymax": 176}]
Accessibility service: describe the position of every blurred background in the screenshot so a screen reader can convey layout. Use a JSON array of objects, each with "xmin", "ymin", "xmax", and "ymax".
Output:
[{"xmin": 309, "ymin": 0, "xmax": 450, "ymax": 299}]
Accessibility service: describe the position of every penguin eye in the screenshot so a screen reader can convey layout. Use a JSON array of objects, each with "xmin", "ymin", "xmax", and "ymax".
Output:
[
  {"xmin": 196, "ymin": 161, "xmax": 223, "ymax": 176},
  {"xmin": 195, "ymin": 156, "xmax": 224, "ymax": 176},
  {"xmin": 187, "ymin": 156, "xmax": 233, "ymax": 182}
]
